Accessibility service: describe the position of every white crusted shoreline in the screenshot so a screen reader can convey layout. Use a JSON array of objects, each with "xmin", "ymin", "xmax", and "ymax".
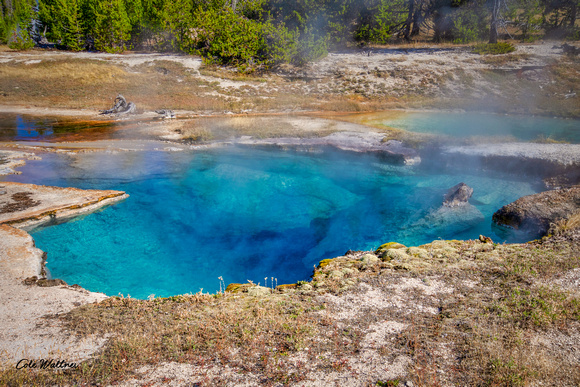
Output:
[
  {"xmin": 443, "ymin": 142, "xmax": 580, "ymax": 166},
  {"xmin": 0, "ymin": 182, "xmax": 127, "ymax": 366}
]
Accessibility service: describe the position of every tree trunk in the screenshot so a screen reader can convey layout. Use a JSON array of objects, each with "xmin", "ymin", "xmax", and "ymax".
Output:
[
  {"xmin": 410, "ymin": 4, "xmax": 422, "ymax": 37},
  {"xmin": 489, "ymin": 0, "xmax": 499, "ymax": 43},
  {"xmin": 403, "ymin": 0, "xmax": 415, "ymax": 41},
  {"xmin": 433, "ymin": 11, "xmax": 444, "ymax": 42}
]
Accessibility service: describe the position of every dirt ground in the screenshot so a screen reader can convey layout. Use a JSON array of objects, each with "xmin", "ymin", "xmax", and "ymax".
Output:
[{"xmin": 0, "ymin": 41, "xmax": 578, "ymax": 118}]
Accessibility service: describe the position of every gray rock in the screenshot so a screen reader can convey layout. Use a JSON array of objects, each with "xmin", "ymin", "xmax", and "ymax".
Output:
[
  {"xmin": 247, "ymin": 286, "xmax": 271, "ymax": 297},
  {"xmin": 399, "ymin": 204, "xmax": 484, "ymax": 241},
  {"xmin": 443, "ymin": 182, "xmax": 473, "ymax": 207}
]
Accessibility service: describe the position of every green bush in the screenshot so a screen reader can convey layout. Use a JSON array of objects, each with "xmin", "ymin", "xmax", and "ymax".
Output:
[
  {"xmin": 473, "ymin": 42, "xmax": 516, "ymax": 55},
  {"xmin": 452, "ymin": 11, "xmax": 487, "ymax": 43},
  {"xmin": 187, "ymin": 8, "xmax": 267, "ymax": 69},
  {"xmin": 291, "ymin": 27, "xmax": 327, "ymax": 66},
  {"xmin": 8, "ymin": 28, "xmax": 35, "ymax": 50},
  {"xmin": 183, "ymin": 8, "xmax": 326, "ymax": 71}
]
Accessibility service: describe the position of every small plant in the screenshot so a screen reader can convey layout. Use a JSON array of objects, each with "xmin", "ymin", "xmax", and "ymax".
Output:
[{"xmin": 473, "ymin": 42, "xmax": 516, "ymax": 55}]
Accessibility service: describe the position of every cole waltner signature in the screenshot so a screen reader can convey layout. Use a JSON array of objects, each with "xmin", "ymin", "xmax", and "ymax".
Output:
[{"xmin": 16, "ymin": 359, "xmax": 79, "ymax": 370}]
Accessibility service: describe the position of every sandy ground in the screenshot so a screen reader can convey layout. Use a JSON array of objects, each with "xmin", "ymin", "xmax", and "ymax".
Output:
[{"xmin": 0, "ymin": 182, "xmax": 127, "ymax": 367}]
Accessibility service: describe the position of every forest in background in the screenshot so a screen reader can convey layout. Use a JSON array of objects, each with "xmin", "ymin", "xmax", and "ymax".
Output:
[{"xmin": 0, "ymin": 0, "xmax": 578, "ymax": 70}]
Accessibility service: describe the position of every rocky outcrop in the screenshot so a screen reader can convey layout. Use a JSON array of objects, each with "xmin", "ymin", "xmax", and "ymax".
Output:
[
  {"xmin": 492, "ymin": 185, "xmax": 580, "ymax": 236},
  {"xmin": 443, "ymin": 182, "xmax": 473, "ymax": 207}
]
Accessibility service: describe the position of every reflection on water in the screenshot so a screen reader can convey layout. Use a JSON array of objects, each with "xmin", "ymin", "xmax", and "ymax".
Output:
[
  {"xmin": 3, "ymin": 147, "xmax": 542, "ymax": 298},
  {"xmin": 0, "ymin": 113, "xmax": 123, "ymax": 142}
]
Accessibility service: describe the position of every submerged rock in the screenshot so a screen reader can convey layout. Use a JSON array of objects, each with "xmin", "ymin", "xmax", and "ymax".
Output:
[
  {"xmin": 443, "ymin": 182, "xmax": 473, "ymax": 207},
  {"xmin": 492, "ymin": 185, "xmax": 580, "ymax": 237},
  {"xmin": 236, "ymin": 132, "xmax": 421, "ymax": 165},
  {"xmin": 399, "ymin": 204, "xmax": 484, "ymax": 242}
]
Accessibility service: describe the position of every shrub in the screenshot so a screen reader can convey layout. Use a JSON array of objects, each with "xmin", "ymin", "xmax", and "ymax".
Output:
[
  {"xmin": 8, "ymin": 28, "xmax": 35, "ymax": 50},
  {"xmin": 473, "ymin": 42, "xmax": 516, "ymax": 55},
  {"xmin": 291, "ymin": 26, "xmax": 327, "ymax": 66},
  {"xmin": 186, "ymin": 8, "xmax": 267, "ymax": 69}
]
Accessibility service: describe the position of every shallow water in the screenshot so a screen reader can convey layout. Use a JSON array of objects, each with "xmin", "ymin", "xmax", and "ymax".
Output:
[
  {"xmin": 5, "ymin": 146, "xmax": 540, "ymax": 298},
  {"xmin": 0, "ymin": 114, "xmax": 127, "ymax": 142},
  {"xmin": 375, "ymin": 111, "xmax": 580, "ymax": 143}
]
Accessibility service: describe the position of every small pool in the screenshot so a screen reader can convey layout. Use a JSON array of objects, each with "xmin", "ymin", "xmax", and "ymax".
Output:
[
  {"xmin": 0, "ymin": 114, "xmax": 129, "ymax": 142},
  {"xmin": 367, "ymin": 111, "xmax": 580, "ymax": 143},
  {"xmin": 5, "ymin": 146, "xmax": 541, "ymax": 298}
]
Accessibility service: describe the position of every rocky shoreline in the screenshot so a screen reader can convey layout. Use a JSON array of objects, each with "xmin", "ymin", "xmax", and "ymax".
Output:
[{"xmin": 0, "ymin": 181, "xmax": 126, "ymax": 364}]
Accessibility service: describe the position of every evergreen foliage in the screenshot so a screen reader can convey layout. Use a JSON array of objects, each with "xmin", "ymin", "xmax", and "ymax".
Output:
[
  {"xmin": 1, "ymin": 0, "xmax": 36, "ymax": 47},
  {"xmin": 4, "ymin": 0, "xmax": 577, "ymax": 65}
]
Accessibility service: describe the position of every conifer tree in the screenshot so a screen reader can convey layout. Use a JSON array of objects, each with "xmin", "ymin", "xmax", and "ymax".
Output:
[
  {"xmin": 92, "ymin": 0, "xmax": 132, "ymax": 52},
  {"xmin": 39, "ymin": 0, "xmax": 84, "ymax": 50}
]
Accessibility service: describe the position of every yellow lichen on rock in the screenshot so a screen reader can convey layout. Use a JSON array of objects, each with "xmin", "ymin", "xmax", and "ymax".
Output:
[
  {"xmin": 375, "ymin": 242, "xmax": 407, "ymax": 255},
  {"xmin": 317, "ymin": 259, "xmax": 334, "ymax": 269}
]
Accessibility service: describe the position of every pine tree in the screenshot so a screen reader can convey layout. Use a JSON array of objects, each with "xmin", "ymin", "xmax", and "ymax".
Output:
[
  {"xmin": 39, "ymin": 0, "xmax": 84, "ymax": 50},
  {"xmin": 92, "ymin": 0, "xmax": 132, "ymax": 53}
]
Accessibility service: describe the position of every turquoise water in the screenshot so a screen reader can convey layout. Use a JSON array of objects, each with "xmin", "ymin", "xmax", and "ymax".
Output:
[
  {"xmin": 381, "ymin": 112, "xmax": 580, "ymax": 143},
  {"xmin": 5, "ymin": 147, "xmax": 540, "ymax": 298}
]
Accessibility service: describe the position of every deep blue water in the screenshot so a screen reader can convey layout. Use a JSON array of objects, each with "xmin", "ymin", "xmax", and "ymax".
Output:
[
  {"xmin": 381, "ymin": 112, "xmax": 580, "ymax": 143},
  {"xmin": 4, "ymin": 146, "xmax": 540, "ymax": 298}
]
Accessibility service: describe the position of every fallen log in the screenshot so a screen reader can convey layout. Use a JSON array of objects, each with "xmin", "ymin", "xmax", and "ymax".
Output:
[{"xmin": 100, "ymin": 94, "xmax": 136, "ymax": 115}]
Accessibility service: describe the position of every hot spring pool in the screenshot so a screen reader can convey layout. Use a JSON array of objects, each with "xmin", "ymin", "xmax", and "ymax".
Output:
[
  {"xmin": 4, "ymin": 146, "xmax": 541, "ymax": 298},
  {"xmin": 375, "ymin": 111, "xmax": 580, "ymax": 143}
]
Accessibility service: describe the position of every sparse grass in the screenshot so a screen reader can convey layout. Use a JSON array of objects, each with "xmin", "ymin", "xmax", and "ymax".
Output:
[
  {"xmin": 1, "ymin": 228, "xmax": 579, "ymax": 385},
  {"xmin": 199, "ymin": 64, "xmax": 268, "ymax": 82},
  {"xmin": 480, "ymin": 53, "xmax": 532, "ymax": 65},
  {"xmin": 1, "ymin": 293, "xmax": 323, "ymax": 385}
]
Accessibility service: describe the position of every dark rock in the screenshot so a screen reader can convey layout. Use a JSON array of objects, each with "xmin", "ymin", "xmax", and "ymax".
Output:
[
  {"xmin": 492, "ymin": 185, "xmax": 580, "ymax": 237},
  {"xmin": 562, "ymin": 43, "xmax": 580, "ymax": 56},
  {"xmin": 22, "ymin": 276, "xmax": 38, "ymax": 285},
  {"xmin": 544, "ymin": 170, "xmax": 580, "ymax": 189},
  {"xmin": 155, "ymin": 109, "xmax": 176, "ymax": 119},
  {"xmin": 479, "ymin": 235, "xmax": 493, "ymax": 243},
  {"xmin": 443, "ymin": 183, "xmax": 473, "ymax": 207},
  {"xmin": 36, "ymin": 278, "xmax": 67, "ymax": 287}
]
